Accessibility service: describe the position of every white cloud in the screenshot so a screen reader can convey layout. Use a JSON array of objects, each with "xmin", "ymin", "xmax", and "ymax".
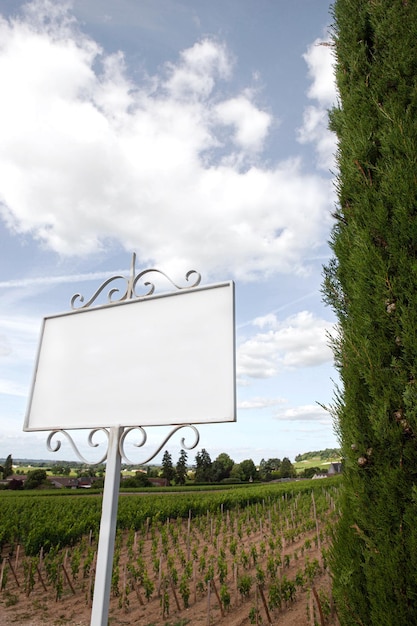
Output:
[
  {"xmin": 298, "ymin": 39, "xmax": 337, "ymax": 171},
  {"xmin": 0, "ymin": 1, "xmax": 333, "ymax": 281},
  {"xmin": 0, "ymin": 379, "xmax": 28, "ymax": 397},
  {"xmin": 304, "ymin": 40, "xmax": 336, "ymax": 107},
  {"xmin": 253, "ymin": 312, "xmax": 278, "ymax": 329},
  {"xmin": 274, "ymin": 403, "xmax": 330, "ymax": 422},
  {"xmin": 0, "ymin": 315, "xmax": 40, "ymax": 402},
  {"xmin": 238, "ymin": 396, "xmax": 285, "ymax": 410},
  {"xmin": 0, "ymin": 335, "xmax": 11, "ymax": 357},
  {"xmin": 214, "ymin": 93, "xmax": 272, "ymax": 152},
  {"xmin": 0, "ymin": 315, "xmax": 40, "ymax": 399},
  {"xmin": 0, "ymin": 269, "xmax": 128, "ymax": 289},
  {"xmin": 165, "ymin": 38, "xmax": 232, "ymax": 99},
  {"xmin": 237, "ymin": 310, "xmax": 334, "ymax": 381}
]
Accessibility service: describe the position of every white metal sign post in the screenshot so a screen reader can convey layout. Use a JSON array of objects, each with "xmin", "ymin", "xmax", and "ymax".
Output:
[
  {"xmin": 24, "ymin": 254, "xmax": 236, "ymax": 626},
  {"xmin": 90, "ymin": 426, "xmax": 122, "ymax": 625}
]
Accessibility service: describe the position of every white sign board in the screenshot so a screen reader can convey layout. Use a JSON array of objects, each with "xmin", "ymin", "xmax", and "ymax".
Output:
[{"xmin": 24, "ymin": 282, "xmax": 235, "ymax": 431}]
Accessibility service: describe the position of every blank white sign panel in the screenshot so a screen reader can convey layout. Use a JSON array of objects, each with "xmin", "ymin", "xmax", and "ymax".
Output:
[{"xmin": 24, "ymin": 282, "xmax": 235, "ymax": 431}]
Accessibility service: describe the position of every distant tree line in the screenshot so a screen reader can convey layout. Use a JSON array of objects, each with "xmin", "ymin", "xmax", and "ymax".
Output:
[
  {"xmin": 142, "ymin": 449, "xmax": 298, "ymax": 487},
  {"xmin": 294, "ymin": 448, "xmax": 341, "ymax": 462},
  {"xmin": 2, "ymin": 448, "xmax": 328, "ymax": 490}
]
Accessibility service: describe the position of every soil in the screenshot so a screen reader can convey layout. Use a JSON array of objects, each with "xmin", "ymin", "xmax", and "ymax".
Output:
[{"xmin": 0, "ymin": 502, "xmax": 338, "ymax": 626}]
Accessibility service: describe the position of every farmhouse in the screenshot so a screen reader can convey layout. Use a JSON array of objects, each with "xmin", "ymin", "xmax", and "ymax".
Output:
[
  {"xmin": 48, "ymin": 476, "xmax": 97, "ymax": 489},
  {"xmin": 312, "ymin": 462, "xmax": 343, "ymax": 480},
  {"xmin": 328, "ymin": 462, "xmax": 343, "ymax": 475}
]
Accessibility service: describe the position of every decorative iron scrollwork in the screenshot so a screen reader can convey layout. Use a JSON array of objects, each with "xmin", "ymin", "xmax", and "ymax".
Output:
[
  {"xmin": 47, "ymin": 428, "xmax": 109, "ymax": 465},
  {"xmin": 120, "ymin": 424, "xmax": 200, "ymax": 465},
  {"xmin": 46, "ymin": 425, "xmax": 200, "ymax": 466},
  {"xmin": 70, "ymin": 253, "xmax": 201, "ymax": 309}
]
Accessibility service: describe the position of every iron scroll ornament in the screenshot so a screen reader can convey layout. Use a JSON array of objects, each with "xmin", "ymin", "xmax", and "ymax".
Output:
[
  {"xmin": 70, "ymin": 252, "xmax": 201, "ymax": 309},
  {"xmin": 46, "ymin": 428, "xmax": 109, "ymax": 465},
  {"xmin": 46, "ymin": 425, "xmax": 201, "ymax": 466},
  {"xmin": 119, "ymin": 424, "xmax": 200, "ymax": 465}
]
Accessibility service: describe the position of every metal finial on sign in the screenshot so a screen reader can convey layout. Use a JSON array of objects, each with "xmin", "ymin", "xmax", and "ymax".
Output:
[{"xmin": 70, "ymin": 252, "xmax": 201, "ymax": 310}]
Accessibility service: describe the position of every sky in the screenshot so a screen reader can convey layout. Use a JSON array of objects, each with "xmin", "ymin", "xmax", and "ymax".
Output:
[{"xmin": 0, "ymin": 0, "xmax": 339, "ymax": 466}]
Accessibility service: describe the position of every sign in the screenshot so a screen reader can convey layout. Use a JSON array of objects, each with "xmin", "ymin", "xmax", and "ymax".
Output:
[{"xmin": 24, "ymin": 281, "xmax": 235, "ymax": 431}]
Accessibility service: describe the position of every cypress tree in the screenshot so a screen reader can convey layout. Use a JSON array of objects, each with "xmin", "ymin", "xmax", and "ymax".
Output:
[
  {"xmin": 161, "ymin": 450, "xmax": 175, "ymax": 485},
  {"xmin": 175, "ymin": 448, "xmax": 188, "ymax": 485},
  {"xmin": 324, "ymin": 1, "xmax": 417, "ymax": 623}
]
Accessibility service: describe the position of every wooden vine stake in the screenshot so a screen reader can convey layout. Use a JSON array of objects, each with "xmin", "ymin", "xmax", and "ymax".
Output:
[
  {"xmin": 193, "ymin": 560, "xmax": 197, "ymax": 604},
  {"xmin": 14, "ymin": 545, "xmax": 20, "ymax": 571},
  {"xmin": 38, "ymin": 547, "xmax": 44, "ymax": 580},
  {"xmin": 258, "ymin": 584, "xmax": 272, "ymax": 625},
  {"xmin": 36, "ymin": 564, "xmax": 47, "ymax": 592},
  {"xmin": 211, "ymin": 579, "xmax": 225, "ymax": 617},
  {"xmin": 131, "ymin": 573, "xmax": 144, "ymax": 606},
  {"xmin": 309, "ymin": 591, "xmax": 315, "ymax": 626},
  {"xmin": 0, "ymin": 558, "xmax": 7, "ymax": 591},
  {"xmin": 170, "ymin": 576, "xmax": 181, "ymax": 611},
  {"xmin": 206, "ymin": 579, "xmax": 211, "ymax": 626},
  {"xmin": 121, "ymin": 564, "xmax": 128, "ymax": 613},
  {"xmin": 311, "ymin": 491, "xmax": 322, "ymax": 566},
  {"xmin": 312, "ymin": 586, "xmax": 326, "ymax": 626},
  {"xmin": 135, "ymin": 582, "xmax": 145, "ymax": 606},
  {"xmin": 187, "ymin": 509, "xmax": 191, "ymax": 561},
  {"xmin": 25, "ymin": 560, "xmax": 33, "ymax": 597},
  {"xmin": 234, "ymin": 562, "xmax": 239, "ymax": 606},
  {"xmin": 87, "ymin": 552, "xmax": 96, "ymax": 608},
  {"xmin": 62, "ymin": 564, "xmax": 76, "ymax": 595},
  {"xmin": 6, "ymin": 557, "xmax": 20, "ymax": 587},
  {"xmin": 157, "ymin": 555, "xmax": 163, "ymax": 597}
]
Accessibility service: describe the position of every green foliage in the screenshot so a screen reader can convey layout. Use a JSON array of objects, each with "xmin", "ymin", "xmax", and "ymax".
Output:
[
  {"xmin": 268, "ymin": 580, "xmax": 281, "ymax": 610},
  {"xmin": 122, "ymin": 472, "xmax": 152, "ymax": 488},
  {"xmin": 295, "ymin": 449, "xmax": 341, "ymax": 462},
  {"xmin": 211, "ymin": 452, "xmax": 234, "ymax": 482},
  {"xmin": 24, "ymin": 469, "xmax": 47, "ymax": 490},
  {"xmin": 325, "ymin": 1, "xmax": 417, "ymax": 624},
  {"xmin": 259, "ymin": 458, "xmax": 281, "ymax": 481},
  {"xmin": 179, "ymin": 574, "xmax": 190, "ymax": 608},
  {"xmin": 239, "ymin": 458, "xmax": 258, "ymax": 482},
  {"xmin": 279, "ymin": 457, "xmax": 296, "ymax": 479},
  {"xmin": 248, "ymin": 606, "xmax": 261, "ymax": 624},
  {"xmin": 175, "ymin": 449, "xmax": 188, "ymax": 485},
  {"xmin": 143, "ymin": 573, "xmax": 154, "ymax": 601},
  {"xmin": 50, "ymin": 462, "xmax": 71, "ymax": 476},
  {"xmin": 220, "ymin": 583, "xmax": 231, "ymax": 610},
  {"xmin": 237, "ymin": 573, "xmax": 252, "ymax": 598},
  {"xmin": 193, "ymin": 448, "xmax": 213, "ymax": 482},
  {"xmin": 0, "ymin": 479, "xmax": 335, "ymax": 555},
  {"xmin": 281, "ymin": 576, "xmax": 296, "ymax": 603},
  {"xmin": 161, "ymin": 450, "xmax": 175, "ymax": 486},
  {"xmin": 299, "ymin": 466, "xmax": 324, "ymax": 479},
  {"xmin": 0, "ymin": 454, "xmax": 13, "ymax": 479}
]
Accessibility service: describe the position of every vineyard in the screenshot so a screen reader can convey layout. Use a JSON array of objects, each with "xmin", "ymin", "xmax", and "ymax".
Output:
[{"xmin": 0, "ymin": 480, "xmax": 340, "ymax": 625}]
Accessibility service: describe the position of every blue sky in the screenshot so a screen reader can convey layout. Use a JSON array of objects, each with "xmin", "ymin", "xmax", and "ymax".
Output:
[{"xmin": 0, "ymin": 0, "xmax": 339, "ymax": 466}]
